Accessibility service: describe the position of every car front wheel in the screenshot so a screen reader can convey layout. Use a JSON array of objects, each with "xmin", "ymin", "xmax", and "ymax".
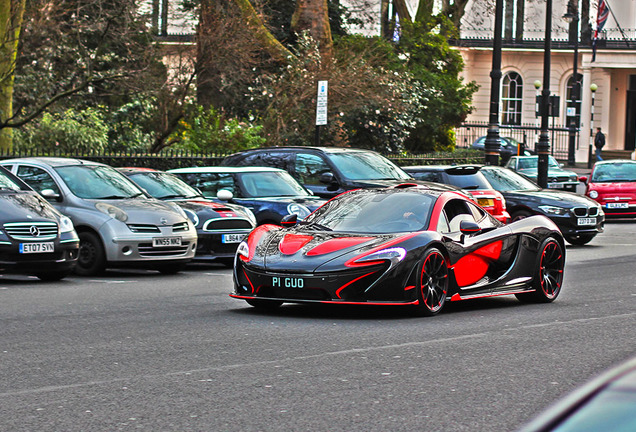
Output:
[
  {"xmin": 76, "ymin": 231, "xmax": 106, "ymax": 276},
  {"xmin": 516, "ymin": 237, "xmax": 564, "ymax": 303},
  {"xmin": 414, "ymin": 248, "xmax": 449, "ymax": 317}
]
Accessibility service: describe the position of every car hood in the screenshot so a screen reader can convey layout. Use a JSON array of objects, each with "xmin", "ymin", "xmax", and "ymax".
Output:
[
  {"xmin": 248, "ymin": 226, "xmax": 409, "ymax": 273},
  {"xmin": 170, "ymin": 198, "xmax": 252, "ymax": 218},
  {"xmin": 589, "ymin": 181, "xmax": 636, "ymax": 200},
  {"xmin": 502, "ymin": 189, "xmax": 599, "ymax": 208},
  {"xmin": 0, "ymin": 190, "xmax": 61, "ymax": 222},
  {"xmin": 90, "ymin": 198, "xmax": 188, "ymax": 224},
  {"xmin": 517, "ymin": 168, "xmax": 577, "ymax": 178}
]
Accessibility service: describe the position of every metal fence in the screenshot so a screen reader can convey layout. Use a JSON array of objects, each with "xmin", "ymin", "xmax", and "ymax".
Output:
[{"xmin": 455, "ymin": 122, "xmax": 576, "ymax": 161}]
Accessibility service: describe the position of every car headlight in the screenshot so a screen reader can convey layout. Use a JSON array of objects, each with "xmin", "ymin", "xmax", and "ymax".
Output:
[
  {"xmin": 237, "ymin": 241, "xmax": 249, "ymax": 261},
  {"xmin": 538, "ymin": 205, "xmax": 569, "ymax": 216},
  {"xmin": 59, "ymin": 216, "xmax": 75, "ymax": 233},
  {"xmin": 352, "ymin": 247, "xmax": 407, "ymax": 266},
  {"xmin": 184, "ymin": 209, "xmax": 199, "ymax": 226},
  {"xmin": 96, "ymin": 202, "xmax": 128, "ymax": 222},
  {"xmin": 589, "ymin": 190, "xmax": 599, "ymax": 199},
  {"xmin": 287, "ymin": 203, "xmax": 311, "ymax": 219}
]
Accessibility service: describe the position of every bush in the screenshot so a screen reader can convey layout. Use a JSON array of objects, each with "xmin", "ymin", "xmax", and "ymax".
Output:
[{"xmin": 14, "ymin": 108, "xmax": 109, "ymax": 152}]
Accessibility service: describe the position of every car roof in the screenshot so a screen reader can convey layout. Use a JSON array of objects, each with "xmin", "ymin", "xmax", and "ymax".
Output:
[
  {"xmin": 403, "ymin": 165, "xmax": 483, "ymax": 174},
  {"xmin": 0, "ymin": 157, "xmax": 105, "ymax": 168},
  {"xmin": 594, "ymin": 159, "xmax": 636, "ymax": 166},
  {"xmin": 225, "ymin": 146, "xmax": 382, "ymax": 156},
  {"xmin": 117, "ymin": 167, "xmax": 160, "ymax": 174},
  {"xmin": 169, "ymin": 166, "xmax": 288, "ymax": 174}
]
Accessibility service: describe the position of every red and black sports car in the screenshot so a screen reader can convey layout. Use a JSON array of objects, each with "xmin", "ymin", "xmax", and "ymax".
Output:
[{"xmin": 231, "ymin": 185, "xmax": 566, "ymax": 316}]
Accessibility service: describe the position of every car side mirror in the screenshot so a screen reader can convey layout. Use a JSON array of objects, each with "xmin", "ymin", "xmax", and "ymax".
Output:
[
  {"xmin": 319, "ymin": 172, "xmax": 336, "ymax": 184},
  {"xmin": 459, "ymin": 220, "xmax": 481, "ymax": 235},
  {"xmin": 579, "ymin": 176, "xmax": 588, "ymax": 182},
  {"xmin": 40, "ymin": 189, "xmax": 61, "ymax": 202},
  {"xmin": 280, "ymin": 214, "xmax": 298, "ymax": 227},
  {"xmin": 217, "ymin": 189, "xmax": 233, "ymax": 201}
]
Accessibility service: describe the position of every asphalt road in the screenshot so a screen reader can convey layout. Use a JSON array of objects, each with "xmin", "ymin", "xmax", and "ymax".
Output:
[{"xmin": 1, "ymin": 221, "xmax": 635, "ymax": 432}]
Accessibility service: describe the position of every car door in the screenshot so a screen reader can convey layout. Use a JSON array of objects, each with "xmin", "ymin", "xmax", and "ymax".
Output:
[{"xmin": 439, "ymin": 199, "xmax": 514, "ymax": 291}]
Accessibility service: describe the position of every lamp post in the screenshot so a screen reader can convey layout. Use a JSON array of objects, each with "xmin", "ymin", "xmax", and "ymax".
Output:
[
  {"xmin": 537, "ymin": 0, "xmax": 553, "ymax": 189},
  {"xmin": 534, "ymin": 80, "xmax": 542, "ymax": 150},
  {"xmin": 588, "ymin": 83, "xmax": 598, "ymax": 168},
  {"xmin": 563, "ymin": 0, "xmax": 580, "ymax": 167},
  {"xmin": 484, "ymin": 0, "xmax": 505, "ymax": 166}
]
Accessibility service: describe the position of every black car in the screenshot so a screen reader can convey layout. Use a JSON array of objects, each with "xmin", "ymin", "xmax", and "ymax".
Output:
[
  {"xmin": 480, "ymin": 166, "xmax": 604, "ymax": 245},
  {"xmin": 471, "ymin": 136, "xmax": 533, "ymax": 165},
  {"xmin": 167, "ymin": 166, "xmax": 326, "ymax": 225},
  {"xmin": 232, "ymin": 184, "xmax": 565, "ymax": 316},
  {"xmin": 119, "ymin": 168, "xmax": 256, "ymax": 265},
  {"xmin": 0, "ymin": 166, "xmax": 79, "ymax": 280},
  {"xmin": 221, "ymin": 146, "xmax": 417, "ymax": 198}
]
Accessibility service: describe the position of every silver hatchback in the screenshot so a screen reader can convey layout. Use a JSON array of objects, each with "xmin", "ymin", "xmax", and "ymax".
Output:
[{"xmin": 0, "ymin": 158, "xmax": 197, "ymax": 276}]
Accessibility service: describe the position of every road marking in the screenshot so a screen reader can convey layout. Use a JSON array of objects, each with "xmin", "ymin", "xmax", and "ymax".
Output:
[{"xmin": 3, "ymin": 311, "xmax": 636, "ymax": 398}]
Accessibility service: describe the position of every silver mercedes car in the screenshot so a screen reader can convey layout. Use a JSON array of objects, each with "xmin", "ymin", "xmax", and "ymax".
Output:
[{"xmin": 0, "ymin": 158, "xmax": 197, "ymax": 276}]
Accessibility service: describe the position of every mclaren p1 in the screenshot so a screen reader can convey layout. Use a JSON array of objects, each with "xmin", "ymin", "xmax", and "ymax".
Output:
[{"xmin": 230, "ymin": 185, "xmax": 566, "ymax": 316}]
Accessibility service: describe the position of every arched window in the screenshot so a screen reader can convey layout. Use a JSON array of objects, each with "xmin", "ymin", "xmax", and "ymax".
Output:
[
  {"xmin": 566, "ymin": 74, "xmax": 583, "ymax": 127},
  {"xmin": 502, "ymin": 72, "xmax": 523, "ymax": 125}
]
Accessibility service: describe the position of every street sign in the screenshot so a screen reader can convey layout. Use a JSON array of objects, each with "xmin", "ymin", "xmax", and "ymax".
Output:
[{"xmin": 316, "ymin": 81, "xmax": 328, "ymax": 126}]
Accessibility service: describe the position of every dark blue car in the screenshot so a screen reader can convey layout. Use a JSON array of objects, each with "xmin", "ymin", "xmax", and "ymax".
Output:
[{"xmin": 168, "ymin": 166, "xmax": 326, "ymax": 225}]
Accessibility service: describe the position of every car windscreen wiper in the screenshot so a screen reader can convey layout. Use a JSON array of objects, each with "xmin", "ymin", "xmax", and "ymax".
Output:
[
  {"xmin": 97, "ymin": 195, "xmax": 129, "ymax": 199},
  {"xmin": 159, "ymin": 194, "xmax": 187, "ymax": 199}
]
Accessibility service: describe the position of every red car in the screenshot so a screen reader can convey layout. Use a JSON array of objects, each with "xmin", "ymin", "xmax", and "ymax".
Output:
[{"xmin": 580, "ymin": 160, "xmax": 636, "ymax": 218}]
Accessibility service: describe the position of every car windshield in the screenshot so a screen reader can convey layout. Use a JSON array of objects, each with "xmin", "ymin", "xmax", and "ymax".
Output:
[
  {"xmin": 0, "ymin": 169, "xmax": 24, "ymax": 191},
  {"xmin": 128, "ymin": 172, "xmax": 201, "ymax": 199},
  {"xmin": 328, "ymin": 152, "xmax": 412, "ymax": 181},
  {"xmin": 591, "ymin": 162, "xmax": 636, "ymax": 182},
  {"xmin": 56, "ymin": 165, "xmax": 143, "ymax": 199},
  {"xmin": 238, "ymin": 171, "xmax": 310, "ymax": 197},
  {"xmin": 304, "ymin": 190, "xmax": 434, "ymax": 233},
  {"xmin": 516, "ymin": 156, "xmax": 560, "ymax": 170},
  {"xmin": 481, "ymin": 167, "xmax": 540, "ymax": 191}
]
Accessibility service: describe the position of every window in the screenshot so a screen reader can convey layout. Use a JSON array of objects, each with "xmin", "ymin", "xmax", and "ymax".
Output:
[
  {"xmin": 16, "ymin": 166, "xmax": 61, "ymax": 196},
  {"xmin": 295, "ymin": 153, "xmax": 331, "ymax": 186},
  {"xmin": 501, "ymin": 72, "xmax": 523, "ymax": 125},
  {"xmin": 566, "ymin": 73, "xmax": 582, "ymax": 127}
]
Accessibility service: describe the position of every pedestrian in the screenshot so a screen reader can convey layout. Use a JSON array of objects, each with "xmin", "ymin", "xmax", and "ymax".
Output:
[{"xmin": 594, "ymin": 127, "xmax": 605, "ymax": 161}]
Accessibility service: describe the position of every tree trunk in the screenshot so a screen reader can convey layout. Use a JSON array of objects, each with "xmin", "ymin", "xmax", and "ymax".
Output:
[
  {"xmin": 415, "ymin": 0, "xmax": 434, "ymax": 22},
  {"xmin": 0, "ymin": 0, "xmax": 26, "ymax": 151},
  {"xmin": 291, "ymin": 0, "xmax": 333, "ymax": 63},
  {"xmin": 392, "ymin": 0, "xmax": 412, "ymax": 24}
]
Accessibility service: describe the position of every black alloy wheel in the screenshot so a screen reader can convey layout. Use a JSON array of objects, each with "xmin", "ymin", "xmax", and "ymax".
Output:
[
  {"xmin": 517, "ymin": 237, "xmax": 564, "ymax": 303},
  {"xmin": 415, "ymin": 248, "xmax": 449, "ymax": 317},
  {"xmin": 76, "ymin": 231, "xmax": 106, "ymax": 276}
]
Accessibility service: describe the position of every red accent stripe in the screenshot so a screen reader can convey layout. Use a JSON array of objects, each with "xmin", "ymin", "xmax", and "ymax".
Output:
[
  {"xmin": 242, "ymin": 268, "xmax": 255, "ymax": 294},
  {"xmin": 229, "ymin": 294, "xmax": 419, "ymax": 306},
  {"xmin": 335, "ymin": 271, "xmax": 377, "ymax": 298},
  {"xmin": 306, "ymin": 237, "xmax": 374, "ymax": 256},
  {"xmin": 278, "ymin": 234, "xmax": 314, "ymax": 254}
]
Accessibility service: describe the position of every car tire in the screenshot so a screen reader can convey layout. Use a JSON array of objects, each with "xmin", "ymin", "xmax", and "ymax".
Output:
[
  {"xmin": 516, "ymin": 237, "xmax": 564, "ymax": 303},
  {"xmin": 36, "ymin": 270, "xmax": 72, "ymax": 282},
  {"xmin": 511, "ymin": 210, "xmax": 531, "ymax": 222},
  {"xmin": 413, "ymin": 248, "xmax": 449, "ymax": 317},
  {"xmin": 246, "ymin": 299, "xmax": 283, "ymax": 309},
  {"xmin": 564, "ymin": 233, "xmax": 596, "ymax": 246},
  {"xmin": 76, "ymin": 231, "xmax": 106, "ymax": 276}
]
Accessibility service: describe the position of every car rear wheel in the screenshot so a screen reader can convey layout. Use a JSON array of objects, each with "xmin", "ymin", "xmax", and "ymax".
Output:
[
  {"xmin": 414, "ymin": 248, "xmax": 449, "ymax": 317},
  {"xmin": 516, "ymin": 237, "xmax": 564, "ymax": 303},
  {"xmin": 564, "ymin": 233, "xmax": 596, "ymax": 245},
  {"xmin": 246, "ymin": 299, "xmax": 283, "ymax": 309},
  {"xmin": 76, "ymin": 231, "xmax": 106, "ymax": 276}
]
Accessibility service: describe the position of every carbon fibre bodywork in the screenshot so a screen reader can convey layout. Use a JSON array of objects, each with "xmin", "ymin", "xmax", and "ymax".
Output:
[{"xmin": 231, "ymin": 186, "xmax": 565, "ymax": 314}]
